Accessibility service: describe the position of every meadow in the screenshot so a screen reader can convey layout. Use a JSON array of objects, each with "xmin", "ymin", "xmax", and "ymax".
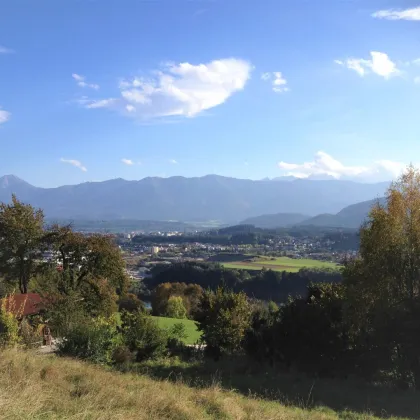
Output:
[
  {"xmin": 221, "ymin": 256, "xmax": 339, "ymax": 272},
  {"xmin": 0, "ymin": 349, "xmax": 415, "ymax": 420},
  {"xmin": 153, "ymin": 316, "xmax": 201, "ymax": 345}
]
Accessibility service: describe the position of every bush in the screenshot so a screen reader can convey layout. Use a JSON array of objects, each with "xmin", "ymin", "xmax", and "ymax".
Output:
[
  {"xmin": 119, "ymin": 293, "xmax": 145, "ymax": 313},
  {"xmin": 57, "ymin": 317, "xmax": 120, "ymax": 365},
  {"xmin": 196, "ymin": 287, "xmax": 252, "ymax": 359},
  {"xmin": 121, "ymin": 310, "xmax": 168, "ymax": 361},
  {"xmin": 0, "ymin": 296, "xmax": 20, "ymax": 347},
  {"xmin": 166, "ymin": 322, "xmax": 188, "ymax": 352},
  {"xmin": 19, "ymin": 319, "xmax": 40, "ymax": 348},
  {"xmin": 44, "ymin": 292, "xmax": 89, "ymax": 337},
  {"xmin": 111, "ymin": 345, "xmax": 133, "ymax": 365},
  {"xmin": 165, "ymin": 296, "xmax": 187, "ymax": 319},
  {"xmin": 245, "ymin": 283, "xmax": 351, "ymax": 377}
]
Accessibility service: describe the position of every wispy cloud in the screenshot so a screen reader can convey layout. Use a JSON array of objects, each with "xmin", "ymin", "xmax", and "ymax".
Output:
[
  {"xmin": 72, "ymin": 73, "xmax": 100, "ymax": 90},
  {"xmin": 121, "ymin": 158, "xmax": 134, "ymax": 165},
  {"xmin": 0, "ymin": 45, "xmax": 14, "ymax": 54},
  {"xmin": 415, "ymin": 76, "xmax": 420, "ymax": 85},
  {"xmin": 81, "ymin": 98, "xmax": 117, "ymax": 109},
  {"xmin": 278, "ymin": 151, "xmax": 406, "ymax": 182},
  {"xmin": 261, "ymin": 71, "xmax": 289, "ymax": 93},
  {"xmin": 372, "ymin": 7, "xmax": 420, "ymax": 21},
  {"xmin": 335, "ymin": 51, "xmax": 399, "ymax": 79},
  {"xmin": 60, "ymin": 158, "xmax": 87, "ymax": 172},
  {"xmin": 169, "ymin": 159, "xmax": 178, "ymax": 164},
  {"xmin": 76, "ymin": 58, "xmax": 252, "ymax": 120},
  {"xmin": 0, "ymin": 109, "xmax": 11, "ymax": 124}
]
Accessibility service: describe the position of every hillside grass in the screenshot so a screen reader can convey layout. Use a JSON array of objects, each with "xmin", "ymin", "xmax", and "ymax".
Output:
[
  {"xmin": 153, "ymin": 316, "xmax": 201, "ymax": 345},
  {"xmin": 0, "ymin": 349, "xmax": 412, "ymax": 420},
  {"xmin": 222, "ymin": 256, "xmax": 339, "ymax": 273}
]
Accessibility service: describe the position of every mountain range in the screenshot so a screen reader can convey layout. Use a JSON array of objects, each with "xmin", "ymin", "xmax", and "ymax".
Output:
[
  {"xmin": 240, "ymin": 197, "xmax": 386, "ymax": 230},
  {"xmin": 0, "ymin": 174, "xmax": 389, "ymax": 225}
]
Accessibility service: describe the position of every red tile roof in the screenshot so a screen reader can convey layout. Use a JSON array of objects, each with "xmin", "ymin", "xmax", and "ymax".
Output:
[{"xmin": 1, "ymin": 293, "xmax": 43, "ymax": 318}]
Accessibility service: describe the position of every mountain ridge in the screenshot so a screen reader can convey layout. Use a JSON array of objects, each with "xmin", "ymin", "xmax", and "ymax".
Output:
[{"xmin": 0, "ymin": 174, "xmax": 389, "ymax": 223}]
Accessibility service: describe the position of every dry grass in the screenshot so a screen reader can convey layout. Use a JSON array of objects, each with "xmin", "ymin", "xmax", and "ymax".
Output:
[{"xmin": 0, "ymin": 349, "xmax": 409, "ymax": 420}]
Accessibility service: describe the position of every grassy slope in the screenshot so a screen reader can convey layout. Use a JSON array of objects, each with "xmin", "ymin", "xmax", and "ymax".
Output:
[
  {"xmin": 153, "ymin": 316, "xmax": 201, "ymax": 345},
  {"xmin": 0, "ymin": 349, "xmax": 409, "ymax": 420},
  {"xmin": 222, "ymin": 257, "xmax": 338, "ymax": 272}
]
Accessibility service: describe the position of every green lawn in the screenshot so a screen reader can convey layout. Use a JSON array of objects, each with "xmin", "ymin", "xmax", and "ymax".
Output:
[
  {"xmin": 152, "ymin": 316, "xmax": 202, "ymax": 345},
  {"xmin": 222, "ymin": 256, "xmax": 339, "ymax": 273}
]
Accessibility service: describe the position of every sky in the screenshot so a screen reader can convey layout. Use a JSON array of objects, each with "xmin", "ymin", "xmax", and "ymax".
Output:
[{"xmin": 1, "ymin": 0, "xmax": 420, "ymax": 187}]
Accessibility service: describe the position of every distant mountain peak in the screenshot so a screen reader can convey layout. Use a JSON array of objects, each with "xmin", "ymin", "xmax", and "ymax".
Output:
[{"xmin": 0, "ymin": 175, "xmax": 32, "ymax": 189}]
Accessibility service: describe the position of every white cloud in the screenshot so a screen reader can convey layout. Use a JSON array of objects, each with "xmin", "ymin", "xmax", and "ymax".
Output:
[
  {"xmin": 335, "ymin": 52, "xmax": 399, "ymax": 79},
  {"xmin": 169, "ymin": 159, "xmax": 178, "ymax": 164},
  {"xmin": 261, "ymin": 71, "xmax": 289, "ymax": 93},
  {"xmin": 372, "ymin": 7, "xmax": 420, "ymax": 21},
  {"xmin": 121, "ymin": 158, "xmax": 134, "ymax": 165},
  {"xmin": 0, "ymin": 45, "xmax": 14, "ymax": 54},
  {"xmin": 0, "ymin": 109, "xmax": 11, "ymax": 124},
  {"xmin": 415, "ymin": 76, "xmax": 420, "ymax": 84},
  {"xmin": 72, "ymin": 73, "xmax": 99, "ymax": 90},
  {"xmin": 77, "ymin": 58, "xmax": 252, "ymax": 120},
  {"xmin": 278, "ymin": 151, "xmax": 405, "ymax": 182},
  {"xmin": 84, "ymin": 98, "xmax": 117, "ymax": 109},
  {"xmin": 60, "ymin": 158, "xmax": 87, "ymax": 172}
]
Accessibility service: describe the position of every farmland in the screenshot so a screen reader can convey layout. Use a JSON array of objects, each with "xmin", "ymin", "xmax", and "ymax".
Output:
[{"xmin": 221, "ymin": 256, "xmax": 339, "ymax": 272}]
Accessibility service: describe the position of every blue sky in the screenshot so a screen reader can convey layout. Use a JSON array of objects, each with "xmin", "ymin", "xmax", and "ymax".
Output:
[{"xmin": 1, "ymin": 0, "xmax": 420, "ymax": 187}]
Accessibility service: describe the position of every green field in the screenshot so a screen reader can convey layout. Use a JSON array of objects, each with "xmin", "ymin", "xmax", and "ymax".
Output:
[
  {"xmin": 222, "ymin": 256, "xmax": 339, "ymax": 272},
  {"xmin": 153, "ymin": 316, "xmax": 202, "ymax": 345}
]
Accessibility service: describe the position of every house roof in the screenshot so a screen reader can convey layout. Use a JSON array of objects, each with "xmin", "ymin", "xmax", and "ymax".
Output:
[{"xmin": 1, "ymin": 293, "xmax": 44, "ymax": 317}]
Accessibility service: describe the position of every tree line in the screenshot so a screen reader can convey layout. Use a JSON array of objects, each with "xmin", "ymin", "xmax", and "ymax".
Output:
[
  {"xmin": 132, "ymin": 224, "xmax": 359, "ymax": 247},
  {"xmin": 145, "ymin": 262, "xmax": 342, "ymax": 303}
]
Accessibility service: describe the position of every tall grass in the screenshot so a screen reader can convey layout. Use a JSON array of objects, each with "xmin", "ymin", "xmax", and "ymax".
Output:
[{"xmin": 0, "ymin": 349, "xmax": 402, "ymax": 420}]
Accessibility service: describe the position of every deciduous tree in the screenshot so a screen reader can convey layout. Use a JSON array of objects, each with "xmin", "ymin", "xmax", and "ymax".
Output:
[
  {"xmin": 0, "ymin": 196, "xmax": 45, "ymax": 293},
  {"xmin": 344, "ymin": 166, "xmax": 420, "ymax": 387}
]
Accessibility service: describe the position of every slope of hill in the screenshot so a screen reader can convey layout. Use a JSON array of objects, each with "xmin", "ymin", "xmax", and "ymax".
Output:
[
  {"xmin": 240, "ymin": 213, "xmax": 310, "ymax": 228},
  {"xmin": 0, "ymin": 349, "xmax": 413, "ymax": 419},
  {"xmin": 0, "ymin": 174, "xmax": 389, "ymax": 222},
  {"xmin": 298, "ymin": 197, "xmax": 386, "ymax": 229}
]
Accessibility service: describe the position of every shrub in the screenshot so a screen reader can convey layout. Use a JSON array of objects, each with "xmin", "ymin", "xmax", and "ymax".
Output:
[
  {"xmin": 111, "ymin": 345, "xmax": 133, "ymax": 365},
  {"xmin": 196, "ymin": 287, "xmax": 252, "ymax": 359},
  {"xmin": 121, "ymin": 310, "xmax": 168, "ymax": 361},
  {"xmin": 245, "ymin": 283, "xmax": 351, "ymax": 377},
  {"xmin": 0, "ymin": 295, "xmax": 20, "ymax": 347},
  {"xmin": 57, "ymin": 316, "xmax": 120, "ymax": 365},
  {"xmin": 44, "ymin": 292, "xmax": 89, "ymax": 337},
  {"xmin": 20, "ymin": 319, "xmax": 40, "ymax": 348},
  {"xmin": 165, "ymin": 296, "xmax": 187, "ymax": 319},
  {"xmin": 166, "ymin": 322, "xmax": 188, "ymax": 352},
  {"xmin": 118, "ymin": 293, "xmax": 145, "ymax": 313}
]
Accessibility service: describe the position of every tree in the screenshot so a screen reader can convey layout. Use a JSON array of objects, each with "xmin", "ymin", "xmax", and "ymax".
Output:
[
  {"xmin": 47, "ymin": 227, "xmax": 128, "ymax": 296},
  {"xmin": 152, "ymin": 282, "xmax": 203, "ymax": 318},
  {"xmin": 0, "ymin": 196, "xmax": 45, "ymax": 293},
  {"xmin": 344, "ymin": 166, "xmax": 420, "ymax": 387},
  {"xmin": 39, "ymin": 227, "xmax": 129, "ymax": 316},
  {"xmin": 119, "ymin": 293, "xmax": 145, "ymax": 313},
  {"xmin": 165, "ymin": 296, "xmax": 187, "ymax": 319},
  {"xmin": 196, "ymin": 287, "xmax": 252, "ymax": 359}
]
